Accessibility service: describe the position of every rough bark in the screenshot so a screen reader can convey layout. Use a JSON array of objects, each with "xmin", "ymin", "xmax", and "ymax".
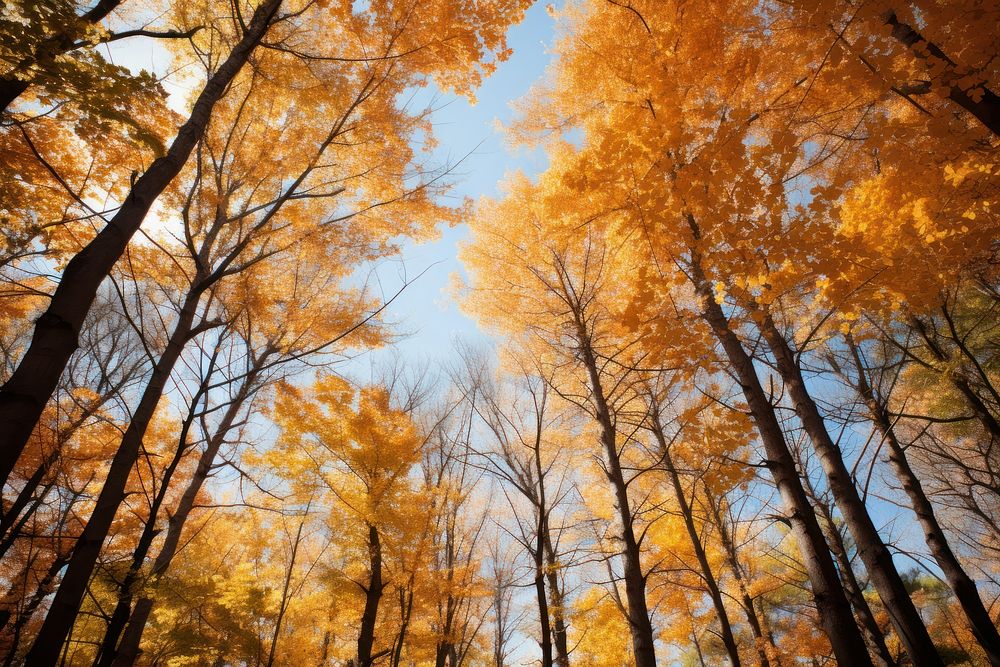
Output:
[
  {"xmin": 799, "ymin": 461, "xmax": 897, "ymax": 667},
  {"xmin": 25, "ymin": 288, "xmax": 203, "ymax": 664},
  {"xmin": 846, "ymin": 339, "xmax": 1000, "ymax": 666},
  {"xmin": 685, "ymin": 237, "xmax": 872, "ymax": 666},
  {"xmin": 757, "ymin": 314, "xmax": 942, "ymax": 667},
  {"xmin": 0, "ymin": 0, "xmax": 282, "ymax": 490},
  {"xmin": 574, "ymin": 322, "xmax": 657, "ymax": 667}
]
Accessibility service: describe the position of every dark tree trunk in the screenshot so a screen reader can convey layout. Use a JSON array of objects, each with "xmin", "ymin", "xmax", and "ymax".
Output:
[
  {"xmin": 391, "ymin": 586, "xmax": 414, "ymax": 667},
  {"xmin": 533, "ymin": 530, "xmax": 554, "ymax": 667},
  {"xmin": 703, "ymin": 491, "xmax": 776, "ymax": 667},
  {"xmin": 757, "ymin": 313, "xmax": 942, "ymax": 667},
  {"xmin": 846, "ymin": 339, "xmax": 1000, "ymax": 666},
  {"xmin": 531, "ymin": 405, "xmax": 554, "ymax": 667},
  {"xmin": 25, "ymin": 289, "xmax": 204, "ymax": 665},
  {"xmin": 799, "ymin": 458, "xmax": 897, "ymax": 667},
  {"xmin": 685, "ymin": 242, "xmax": 872, "ymax": 666},
  {"xmin": 543, "ymin": 534, "xmax": 569, "ymax": 667},
  {"xmin": 574, "ymin": 323, "xmax": 657, "ymax": 667},
  {"xmin": 883, "ymin": 11, "xmax": 1000, "ymax": 137},
  {"xmin": 651, "ymin": 417, "xmax": 741, "ymax": 667},
  {"xmin": 0, "ymin": 0, "xmax": 282, "ymax": 490},
  {"xmin": 94, "ymin": 373, "xmax": 214, "ymax": 667},
  {"xmin": 357, "ymin": 523, "xmax": 385, "ymax": 667},
  {"xmin": 110, "ymin": 374, "xmax": 256, "ymax": 667}
]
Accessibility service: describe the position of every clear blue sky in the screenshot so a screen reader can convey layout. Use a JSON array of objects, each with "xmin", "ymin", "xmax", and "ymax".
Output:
[{"xmin": 367, "ymin": 2, "xmax": 556, "ymax": 368}]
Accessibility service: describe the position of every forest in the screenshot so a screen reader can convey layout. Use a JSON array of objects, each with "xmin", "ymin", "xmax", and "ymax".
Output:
[{"xmin": 0, "ymin": 0, "xmax": 998, "ymax": 665}]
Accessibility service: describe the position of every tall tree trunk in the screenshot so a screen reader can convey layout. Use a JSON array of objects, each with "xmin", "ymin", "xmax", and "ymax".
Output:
[
  {"xmin": 533, "ymin": 523, "xmax": 553, "ymax": 667},
  {"xmin": 798, "ymin": 456, "xmax": 898, "ymax": 667},
  {"xmin": 685, "ymin": 243, "xmax": 873, "ymax": 666},
  {"xmin": 94, "ymin": 370, "xmax": 214, "ymax": 667},
  {"xmin": 543, "ymin": 534, "xmax": 569, "ymax": 667},
  {"xmin": 757, "ymin": 313, "xmax": 942, "ymax": 667},
  {"xmin": 391, "ymin": 586, "xmax": 413, "ymax": 667},
  {"xmin": 574, "ymin": 322, "xmax": 657, "ymax": 667},
  {"xmin": 25, "ymin": 289, "xmax": 204, "ymax": 665},
  {"xmin": 883, "ymin": 11, "xmax": 1000, "ymax": 137},
  {"xmin": 110, "ymin": 373, "xmax": 256, "ymax": 667},
  {"xmin": 650, "ymin": 416, "xmax": 741, "ymax": 667},
  {"xmin": 703, "ymin": 491, "xmax": 776, "ymax": 667},
  {"xmin": 357, "ymin": 523, "xmax": 385, "ymax": 667},
  {"xmin": 531, "ymin": 407, "xmax": 555, "ymax": 667},
  {"xmin": 846, "ymin": 338, "xmax": 1000, "ymax": 666},
  {"xmin": 265, "ymin": 512, "xmax": 307, "ymax": 667},
  {"xmin": 0, "ymin": 0, "xmax": 282, "ymax": 489}
]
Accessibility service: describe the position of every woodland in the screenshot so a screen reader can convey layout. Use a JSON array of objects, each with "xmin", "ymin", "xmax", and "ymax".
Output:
[{"xmin": 0, "ymin": 0, "xmax": 999, "ymax": 665}]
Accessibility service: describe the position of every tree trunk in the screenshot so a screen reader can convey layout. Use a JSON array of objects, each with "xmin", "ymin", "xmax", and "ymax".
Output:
[
  {"xmin": 531, "ymin": 406, "xmax": 554, "ymax": 667},
  {"xmin": 798, "ymin": 457, "xmax": 898, "ymax": 667},
  {"xmin": 533, "ymin": 530, "xmax": 554, "ymax": 667},
  {"xmin": 574, "ymin": 323, "xmax": 657, "ymax": 667},
  {"xmin": 543, "ymin": 534, "xmax": 569, "ymax": 667},
  {"xmin": 757, "ymin": 313, "xmax": 942, "ymax": 667},
  {"xmin": 883, "ymin": 11, "xmax": 1000, "ymax": 137},
  {"xmin": 703, "ymin": 491, "xmax": 776, "ymax": 667},
  {"xmin": 391, "ymin": 586, "xmax": 413, "ymax": 667},
  {"xmin": 110, "ymin": 373, "xmax": 256, "ymax": 666},
  {"xmin": 847, "ymin": 339, "xmax": 1000, "ymax": 666},
  {"xmin": 357, "ymin": 523, "xmax": 385, "ymax": 667},
  {"xmin": 265, "ymin": 512, "xmax": 307, "ymax": 667},
  {"xmin": 25, "ymin": 289, "xmax": 204, "ymax": 665},
  {"xmin": 651, "ymin": 417, "xmax": 741, "ymax": 667},
  {"xmin": 687, "ymin": 251, "xmax": 872, "ymax": 664},
  {"xmin": 0, "ymin": 0, "xmax": 282, "ymax": 489},
  {"xmin": 685, "ymin": 246, "xmax": 873, "ymax": 665},
  {"xmin": 94, "ymin": 378, "xmax": 211, "ymax": 666}
]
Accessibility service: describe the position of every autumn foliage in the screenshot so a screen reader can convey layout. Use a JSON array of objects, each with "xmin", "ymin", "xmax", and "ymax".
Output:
[{"xmin": 0, "ymin": 0, "xmax": 999, "ymax": 665}]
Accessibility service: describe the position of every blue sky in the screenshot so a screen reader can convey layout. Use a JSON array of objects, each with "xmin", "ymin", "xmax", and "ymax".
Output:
[
  {"xmin": 107, "ymin": 2, "xmax": 559, "ymax": 372},
  {"xmin": 366, "ymin": 2, "xmax": 556, "ymax": 368}
]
